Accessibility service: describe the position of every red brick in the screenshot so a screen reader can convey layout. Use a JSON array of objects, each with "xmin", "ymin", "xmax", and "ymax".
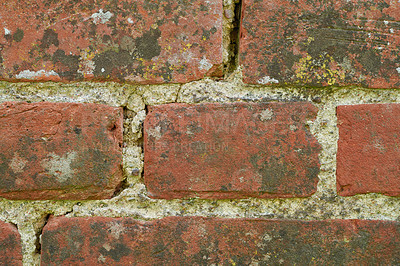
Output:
[
  {"xmin": 0, "ymin": 0, "xmax": 222, "ymax": 84},
  {"xmin": 0, "ymin": 102, "xmax": 123, "ymax": 200},
  {"xmin": 0, "ymin": 221, "xmax": 22, "ymax": 265},
  {"xmin": 337, "ymin": 104, "xmax": 400, "ymax": 196},
  {"xmin": 144, "ymin": 102, "xmax": 321, "ymax": 199},
  {"xmin": 41, "ymin": 216, "xmax": 400, "ymax": 265},
  {"xmin": 240, "ymin": 0, "xmax": 400, "ymax": 88}
]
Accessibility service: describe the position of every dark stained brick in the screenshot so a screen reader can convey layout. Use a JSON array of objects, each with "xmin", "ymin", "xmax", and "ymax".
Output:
[
  {"xmin": 0, "ymin": 0, "xmax": 223, "ymax": 83},
  {"xmin": 240, "ymin": 0, "xmax": 400, "ymax": 88},
  {"xmin": 0, "ymin": 102, "xmax": 123, "ymax": 200},
  {"xmin": 0, "ymin": 221, "xmax": 22, "ymax": 266},
  {"xmin": 337, "ymin": 104, "xmax": 400, "ymax": 196},
  {"xmin": 41, "ymin": 216, "xmax": 400, "ymax": 265},
  {"xmin": 144, "ymin": 102, "xmax": 321, "ymax": 199}
]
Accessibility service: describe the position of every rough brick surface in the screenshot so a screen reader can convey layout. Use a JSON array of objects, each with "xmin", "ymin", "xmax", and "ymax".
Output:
[
  {"xmin": 337, "ymin": 104, "xmax": 400, "ymax": 196},
  {"xmin": 144, "ymin": 102, "xmax": 321, "ymax": 199},
  {"xmin": 0, "ymin": 0, "xmax": 223, "ymax": 83},
  {"xmin": 41, "ymin": 216, "xmax": 400, "ymax": 265},
  {"xmin": 0, "ymin": 221, "xmax": 22, "ymax": 266},
  {"xmin": 0, "ymin": 102, "xmax": 123, "ymax": 200},
  {"xmin": 240, "ymin": 0, "xmax": 400, "ymax": 88}
]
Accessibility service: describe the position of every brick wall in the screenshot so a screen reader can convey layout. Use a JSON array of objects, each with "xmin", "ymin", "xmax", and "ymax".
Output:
[{"xmin": 1, "ymin": 0, "xmax": 400, "ymax": 264}]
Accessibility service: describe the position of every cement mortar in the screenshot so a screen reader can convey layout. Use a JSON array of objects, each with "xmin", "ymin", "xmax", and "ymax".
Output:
[{"xmin": 1, "ymin": 73, "xmax": 400, "ymax": 264}]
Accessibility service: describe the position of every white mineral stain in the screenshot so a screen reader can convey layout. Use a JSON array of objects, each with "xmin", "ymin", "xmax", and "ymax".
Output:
[
  {"xmin": 41, "ymin": 152, "xmax": 77, "ymax": 182},
  {"xmin": 4, "ymin": 28, "xmax": 10, "ymax": 35},
  {"xmin": 147, "ymin": 125, "xmax": 162, "ymax": 140},
  {"xmin": 91, "ymin": 9, "xmax": 113, "ymax": 24},
  {"xmin": 77, "ymin": 50, "xmax": 95, "ymax": 77},
  {"xmin": 127, "ymin": 18, "xmax": 134, "ymax": 24},
  {"xmin": 257, "ymin": 76, "xmax": 279, "ymax": 84},
  {"xmin": 168, "ymin": 50, "xmax": 193, "ymax": 65},
  {"xmin": 103, "ymin": 243, "xmax": 111, "ymax": 251},
  {"xmin": 98, "ymin": 254, "xmax": 106, "ymax": 263},
  {"xmin": 108, "ymin": 222, "xmax": 125, "ymax": 239},
  {"xmin": 259, "ymin": 109, "xmax": 274, "ymax": 121},
  {"xmin": 9, "ymin": 153, "xmax": 28, "ymax": 173},
  {"xmin": 15, "ymin": 70, "xmax": 59, "ymax": 80},
  {"xmin": 199, "ymin": 57, "xmax": 213, "ymax": 71},
  {"xmin": 262, "ymin": 233, "xmax": 272, "ymax": 242}
]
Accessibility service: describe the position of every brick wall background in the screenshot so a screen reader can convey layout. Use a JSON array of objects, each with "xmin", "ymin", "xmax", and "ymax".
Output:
[{"xmin": 1, "ymin": 0, "xmax": 400, "ymax": 264}]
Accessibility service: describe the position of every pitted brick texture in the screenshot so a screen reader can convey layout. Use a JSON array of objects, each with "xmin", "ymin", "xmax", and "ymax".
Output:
[
  {"xmin": 41, "ymin": 216, "xmax": 400, "ymax": 265},
  {"xmin": 144, "ymin": 102, "xmax": 321, "ymax": 199},
  {"xmin": 0, "ymin": 221, "xmax": 22, "ymax": 266},
  {"xmin": 240, "ymin": 0, "xmax": 400, "ymax": 88},
  {"xmin": 0, "ymin": 0, "xmax": 223, "ymax": 83},
  {"xmin": 337, "ymin": 104, "xmax": 400, "ymax": 196},
  {"xmin": 0, "ymin": 102, "xmax": 123, "ymax": 200}
]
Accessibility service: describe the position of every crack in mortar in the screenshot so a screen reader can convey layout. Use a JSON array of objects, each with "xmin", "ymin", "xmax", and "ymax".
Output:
[
  {"xmin": 0, "ymin": 200, "xmax": 76, "ymax": 265},
  {"xmin": 1, "ymin": 79, "xmax": 400, "ymax": 264},
  {"xmin": 223, "ymin": 0, "xmax": 242, "ymax": 77},
  {"xmin": 35, "ymin": 214, "xmax": 51, "ymax": 257}
]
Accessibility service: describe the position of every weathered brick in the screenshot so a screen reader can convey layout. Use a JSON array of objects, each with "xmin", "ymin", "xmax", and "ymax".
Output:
[
  {"xmin": 0, "ymin": 221, "xmax": 22, "ymax": 266},
  {"xmin": 0, "ymin": 0, "xmax": 222, "ymax": 83},
  {"xmin": 337, "ymin": 104, "xmax": 400, "ymax": 196},
  {"xmin": 240, "ymin": 0, "xmax": 400, "ymax": 88},
  {"xmin": 0, "ymin": 102, "xmax": 123, "ymax": 200},
  {"xmin": 41, "ymin": 216, "xmax": 400, "ymax": 265},
  {"xmin": 144, "ymin": 102, "xmax": 321, "ymax": 199}
]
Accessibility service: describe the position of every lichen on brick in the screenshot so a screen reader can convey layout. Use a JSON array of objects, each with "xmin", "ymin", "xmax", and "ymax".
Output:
[{"xmin": 0, "ymin": 0, "xmax": 224, "ymax": 84}]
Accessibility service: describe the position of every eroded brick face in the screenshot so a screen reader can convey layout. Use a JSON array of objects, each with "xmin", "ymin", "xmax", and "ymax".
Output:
[
  {"xmin": 41, "ymin": 216, "xmax": 400, "ymax": 265},
  {"xmin": 0, "ymin": 0, "xmax": 223, "ymax": 83},
  {"xmin": 0, "ymin": 221, "xmax": 22, "ymax": 266},
  {"xmin": 0, "ymin": 102, "xmax": 123, "ymax": 200},
  {"xmin": 337, "ymin": 104, "xmax": 400, "ymax": 196},
  {"xmin": 144, "ymin": 102, "xmax": 321, "ymax": 199},
  {"xmin": 240, "ymin": 0, "xmax": 400, "ymax": 88}
]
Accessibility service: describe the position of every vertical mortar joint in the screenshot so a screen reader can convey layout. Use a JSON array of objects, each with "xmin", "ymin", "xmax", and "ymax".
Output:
[
  {"xmin": 35, "ymin": 214, "xmax": 51, "ymax": 256},
  {"xmin": 224, "ymin": 0, "xmax": 243, "ymax": 77}
]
